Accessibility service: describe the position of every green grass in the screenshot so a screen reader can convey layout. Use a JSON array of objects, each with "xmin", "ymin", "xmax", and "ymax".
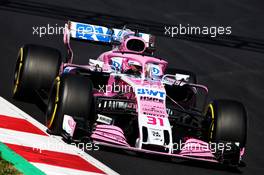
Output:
[{"xmin": 0, "ymin": 157, "xmax": 22, "ymax": 175}]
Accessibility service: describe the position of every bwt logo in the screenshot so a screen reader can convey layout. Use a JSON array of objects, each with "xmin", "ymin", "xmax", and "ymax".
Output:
[{"xmin": 137, "ymin": 88, "xmax": 165, "ymax": 98}]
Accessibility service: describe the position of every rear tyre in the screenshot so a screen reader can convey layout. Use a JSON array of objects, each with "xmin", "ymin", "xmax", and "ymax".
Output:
[
  {"xmin": 46, "ymin": 74, "xmax": 94, "ymax": 135},
  {"xmin": 206, "ymin": 99, "xmax": 247, "ymax": 165},
  {"xmin": 13, "ymin": 44, "xmax": 61, "ymax": 99}
]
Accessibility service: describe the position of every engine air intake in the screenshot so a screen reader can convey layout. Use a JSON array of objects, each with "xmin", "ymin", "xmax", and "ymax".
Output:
[{"xmin": 126, "ymin": 39, "xmax": 146, "ymax": 52}]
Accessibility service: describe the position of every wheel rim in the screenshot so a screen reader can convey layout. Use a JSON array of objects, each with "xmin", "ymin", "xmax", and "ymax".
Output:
[
  {"xmin": 46, "ymin": 77, "xmax": 60, "ymax": 128},
  {"xmin": 207, "ymin": 104, "xmax": 215, "ymax": 141},
  {"xmin": 13, "ymin": 47, "xmax": 24, "ymax": 95}
]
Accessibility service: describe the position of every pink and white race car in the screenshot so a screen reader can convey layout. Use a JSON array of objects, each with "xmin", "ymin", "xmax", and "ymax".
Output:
[{"xmin": 13, "ymin": 21, "xmax": 247, "ymax": 167}]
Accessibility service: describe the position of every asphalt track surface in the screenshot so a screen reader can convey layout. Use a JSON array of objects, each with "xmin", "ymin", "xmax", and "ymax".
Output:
[{"xmin": 0, "ymin": 0, "xmax": 264, "ymax": 174}]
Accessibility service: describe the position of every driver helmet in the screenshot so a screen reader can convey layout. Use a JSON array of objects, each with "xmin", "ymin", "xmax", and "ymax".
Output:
[{"xmin": 125, "ymin": 60, "xmax": 142, "ymax": 75}]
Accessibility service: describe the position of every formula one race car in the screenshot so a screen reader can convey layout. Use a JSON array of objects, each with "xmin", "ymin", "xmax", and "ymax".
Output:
[{"xmin": 13, "ymin": 21, "xmax": 247, "ymax": 167}]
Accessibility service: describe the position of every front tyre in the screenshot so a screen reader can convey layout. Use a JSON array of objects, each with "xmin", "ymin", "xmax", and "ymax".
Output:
[
  {"xmin": 46, "ymin": 74, "xmax": 94, "ymax": 135},
  {"xmin": 206, "ymin": 99, "xmax": 247, "ymax": 165}
]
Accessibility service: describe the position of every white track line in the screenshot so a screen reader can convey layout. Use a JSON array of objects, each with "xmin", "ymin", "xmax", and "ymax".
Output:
[
  {"xmin": 0, "ymin": 128, "xmax": 78, "ymax": 155},
  {"xmin": 32, "ymin": 163, "xmax": 106, "ymax": 175}
]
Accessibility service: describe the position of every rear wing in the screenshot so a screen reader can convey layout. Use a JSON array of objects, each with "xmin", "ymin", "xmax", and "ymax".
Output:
[{"xmin": 64, "ymin": 21, "xmax": 155, "ymax": 47}]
